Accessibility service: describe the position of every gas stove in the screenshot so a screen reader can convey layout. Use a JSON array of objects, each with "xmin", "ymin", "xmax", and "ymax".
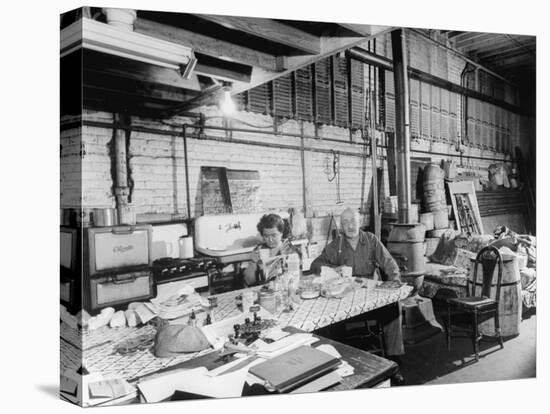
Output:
[{"xmin": 152, "ymin": 257, "xmax": 216, "ymax": 284}]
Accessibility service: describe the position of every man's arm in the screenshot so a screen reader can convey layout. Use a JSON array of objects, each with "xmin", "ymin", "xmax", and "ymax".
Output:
[
  {"xmin": 310, "ymin": 239, "xmax": 339, "ymax": 275},
  {"xmin": 372, "ymin": 236, "xmax": 401, "ymax": 281}
]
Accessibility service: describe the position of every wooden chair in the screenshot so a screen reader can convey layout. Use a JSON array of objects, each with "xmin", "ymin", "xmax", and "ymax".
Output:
[{"xmin": 446, "ymin": 246, "xmax": 504, "ymax": 361}]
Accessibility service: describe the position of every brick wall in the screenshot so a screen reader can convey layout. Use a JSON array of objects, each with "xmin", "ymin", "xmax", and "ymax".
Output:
[{"xmin": 66, "ymin": 31, "xmax": 531, "ymax": 228}]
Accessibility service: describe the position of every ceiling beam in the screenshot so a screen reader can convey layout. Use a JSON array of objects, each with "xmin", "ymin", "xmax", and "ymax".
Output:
[
  {"xmin": 486, "ymin": 53, "xmax": 536, "ymax": 68},
  {"xmin": 229, "ymin": 26, "xmax": 392, "ymax": 95},
  {"xmin": 446, "ymin": 31, "xmax": 466, "ymax": 38},
  {"xmin": 452, "ymin": 32, "xmax": 493, "ymax": 44},
  {"xmin": 134, "ymin": 18, "xmax": 280, "ymax": 72},
  {"xmin": 166, "ymin": 84, "xmax": 225, "ymax": 115},
  {"xmin": 460, "ymin": 37, "xmax": 516, "ymax": 53},
  {"xmin": 194, "ymin": 53, "xmax": 253, "ymax": 83},
  {"xmin": 475, "ymin": 43, "xmax": 534, "ymax": 60},
  {"xmin": 84, "ymin": 69, "xmax": 195, "ymax": 103},
  {"xmin": 462, "ymin": 39, "xmax": 528, "ymax": 56},
  {"xmin": 455, "ymin": 33, "xmax": 500, "ymax": 48},
  {"xmin": 195, "ymin": 14, "xmax": 321, "ymax": 55},
  {"xmin": 82, "ymin": 49, "xmax": 202, "ymax": 91},
  {"xmin": 335, "ymin": 23, "xmax": 375, "ymax": 37}
]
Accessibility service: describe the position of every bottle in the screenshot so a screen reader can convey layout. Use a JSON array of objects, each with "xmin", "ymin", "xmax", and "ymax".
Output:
[
  {"xmin": 287, "ymin": 253, "xmax": 301, "ymax": 279},
  {"xmin": 188, "ymin": 310, "xmax": 197, "ymax": 326}
]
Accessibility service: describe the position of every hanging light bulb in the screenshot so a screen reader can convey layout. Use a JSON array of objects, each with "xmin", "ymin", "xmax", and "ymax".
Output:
[{"xmin": 220, "ymin": 88, "xmax": 236, "ymax": 116}]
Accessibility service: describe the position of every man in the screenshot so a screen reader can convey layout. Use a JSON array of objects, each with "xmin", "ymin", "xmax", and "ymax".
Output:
[{"xmin": 310, "ymin": 207, "xmax": 405, "ymax": 383}]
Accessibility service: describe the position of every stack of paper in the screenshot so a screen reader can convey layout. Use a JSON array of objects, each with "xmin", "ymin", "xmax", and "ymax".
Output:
[
  {"xmin": 60, "ymin": 370, "xmax": 137, "ymax": 407},
  {"xmin": 252, "ymin": 333, "xmax": 319, "ymax": 359},
  {"xmin": 315, "ymin": 344, "xmax": 354, "ymax": 377},
  {"xmin": 149, "ymin": 291, "xmax": 205, "ymax": 320},
  {"xmin": 137, "ymin": 366, "xmax": 248, "ymax": 402}
]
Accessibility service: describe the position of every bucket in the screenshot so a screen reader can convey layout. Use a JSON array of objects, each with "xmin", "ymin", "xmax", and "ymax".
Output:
[
  {"xmin": 432, "ymin": 208, "xmax": 449, "ymax": 230},
  {"xmin": 423, "ymin": 164, "xmax": 446, "ymax": 212},
  {"xmin": 469, "ymin": 253, "xmax": 521, "ymax": 337},
  {"xmin": 420, "ymin": 213, "xmax": 434, "ymax": 231}
]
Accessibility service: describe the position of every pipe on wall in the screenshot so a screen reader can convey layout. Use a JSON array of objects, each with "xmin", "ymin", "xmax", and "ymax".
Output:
[
  {"xmin": 113, "ymin": 113, "xmax": 130, "ymax": 209},
  {"xmin": 391, "ymin": 29, "xmax": 412, "ymax": 224},
  {"xmin": 182, "ymin": 125, "xmax": 192, "ymax": 219}
]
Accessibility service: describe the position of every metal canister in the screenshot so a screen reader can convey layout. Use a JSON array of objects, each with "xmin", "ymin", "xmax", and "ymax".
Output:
[
  {"xmin": 387, "ymin": 223, "xmax": 426, "ymax": 295},
  {"xmin": 387, "ymin": 223, "xmax": 426, "ymax": 275}
]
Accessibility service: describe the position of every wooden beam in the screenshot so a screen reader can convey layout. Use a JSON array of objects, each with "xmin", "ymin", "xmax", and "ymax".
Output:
[
  {"xmin": 453, "ymin": 32, "xmax": 492, "ymax": 44},
  {"xmin": 336, "ymin": 23, "xmax": 374, "ymax": 37},
  {"xmin": 446, "ymin": 31, "xmax": 466, "ymax": 38},
  {"xmin": 475, "ymin": 44, "xmax": 533, "ymax": 60},
  {"xmin": 84, "ymin": 69, "xmax": 195, "ymax": 103},
  {"xmin": 484, "ymin": 53, "xmax": 535, "ymax": 68},
  {"xmin": 229, "ymin": 27, "xmax": 392, "ymax": 95},
  {"xmin": 134, "ymin": 18, "xmax": 279, "ymax": 72},
  {"xmin": 166, "ymin": 84, "xmax": 225, "ymax": 115},
  {"xmin": 455, "ymin": 33, "xmax": 500, "ymax": 49},
  {"xmin": 194, "ymin": 53, "xmax": 253, "ymax": 83},
  {"xmin": 195, "ymin": 14, "xmax": 321, "ymax": 55},
  {"xmin": 82, "ymin": 49, "xmax": 201, "ymax": 91},
  {"xmin": 460, "ymin": 37, "xmax": 516, "ymax": 53}
]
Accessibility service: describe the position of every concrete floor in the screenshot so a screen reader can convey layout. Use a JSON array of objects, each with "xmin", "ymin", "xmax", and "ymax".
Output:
[{"xmin": 399, "ymin": 302, "xmax": 537, "ymax": 386}]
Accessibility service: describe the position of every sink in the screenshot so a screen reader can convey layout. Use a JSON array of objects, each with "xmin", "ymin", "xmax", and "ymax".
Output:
[{"xmin": 194, "ymin": 212, "xmax": 306, "ymax": 262}]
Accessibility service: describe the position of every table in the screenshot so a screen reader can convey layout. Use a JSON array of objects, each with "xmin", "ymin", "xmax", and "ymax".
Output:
[{"xmin": 60, "ymin": 279, "xmax": 411, "ymax": 397}]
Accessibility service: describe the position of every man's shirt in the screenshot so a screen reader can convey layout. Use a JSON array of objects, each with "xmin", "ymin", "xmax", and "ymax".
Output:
[{"xmin": 310, "ymin": 231, "xmax": 400, "ymax": 280}]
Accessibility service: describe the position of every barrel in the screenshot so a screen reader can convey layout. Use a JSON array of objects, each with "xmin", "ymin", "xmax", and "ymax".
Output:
[
  {"xmin": 432, "ymin": 208, "xmax": 449, "ymax": 229},
  {"xmin": 388, "ymin": 223, "xmax": 426, "ymax": 294},
  {"xmin": 423, "ymin": 164, "xmax": 446, "ymax": 212},
  {"xmin": 469, "ymin": 253, "xmax": 521, "ymax": 337},
  {"xmin": 420, "ymin": 212, "xmax": 434, "ymax": 231}
]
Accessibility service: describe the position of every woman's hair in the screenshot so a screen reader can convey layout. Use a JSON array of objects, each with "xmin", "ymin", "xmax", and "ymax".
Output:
[{"xmin": 257, "ymin": 213, "xmax": 285, "ymax": 235}]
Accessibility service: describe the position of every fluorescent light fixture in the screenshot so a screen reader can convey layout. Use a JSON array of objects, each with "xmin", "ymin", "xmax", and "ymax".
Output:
[{"xmin": 60, "ymin": 18, "xmax": 197, "ymax": 79}]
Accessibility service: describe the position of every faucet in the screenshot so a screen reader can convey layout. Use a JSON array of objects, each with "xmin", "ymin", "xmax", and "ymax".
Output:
[{"xmin": 225, "ymin": 221, "xmax": 241, "ymax": 231}]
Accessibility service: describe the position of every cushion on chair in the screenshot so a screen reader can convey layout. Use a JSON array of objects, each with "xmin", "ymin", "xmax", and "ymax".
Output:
[{"xmin": 448, "ymin": 296, "xmax": 496, "ymax": 309}]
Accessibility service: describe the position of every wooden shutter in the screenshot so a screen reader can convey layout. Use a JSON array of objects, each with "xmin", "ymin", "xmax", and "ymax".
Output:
[
  {"xmin": 449, "ymin": 92, "xmax": 458, "ymax": 143},
  {"xmin": 272, "ymin": 74, "xmax": 293, "ymax": 118},
  {"xmin": 420, "ymin": 82, "xmax": 431, "ymax": 140},
  {"xmin": 440, "ymin": 88, "xmax": 449, "ymax": 142},
  {"xmin": 385, "ymin": 70, "xmax": 395, "ymax": 132},
  {"xmin": 246, "ymin": 83, "xmax": 271, "ymax": 114},
  {"xmin": 294, "ymin": 66, "xmax": 313, "ymax": 121},
  {"xmin": 314, "ymin": 58, "xmax": 332, "ymax": 125},
  {"xmin": 409, "ymin": 78, "xmax": 420, "ymax": 139},
  {"xmin": 349, "ymin": 58, "xmax": 364, "ymax": 130},
  {"xmin": 430, "ymin": 85, "xmax": 440, "ymax": 140},
  {"xmin": 333, "ymin": 56, "xmax": 349, "ymax": 128}
]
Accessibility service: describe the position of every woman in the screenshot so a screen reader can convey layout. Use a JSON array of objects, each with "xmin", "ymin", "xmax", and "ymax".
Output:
[{"xmin": 243, "ymin": 213, "xmax": 298, "ymax": 286}]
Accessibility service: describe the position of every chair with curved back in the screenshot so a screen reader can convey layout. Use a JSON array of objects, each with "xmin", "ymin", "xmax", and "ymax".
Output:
[{"xmin": 446, "ymin": 246, "xmax": 504, "ymax": 361}]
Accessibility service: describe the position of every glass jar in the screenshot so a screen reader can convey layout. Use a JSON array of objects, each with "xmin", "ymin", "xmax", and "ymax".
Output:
[
  {"xmin": 300, "ymin": 275, "xmax": 320, "ymax": 299},
  {"xmin": 258, "ymin": 289, "xmax": 277, "ymax": 314}
]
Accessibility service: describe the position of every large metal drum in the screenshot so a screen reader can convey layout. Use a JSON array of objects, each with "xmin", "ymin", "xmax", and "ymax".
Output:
[
  {"xmin": 387, "ymin": 223, "xmax": 426, "ymax": 294},
  {"xmin": 469, "ymin": 253, "xmax": 522, "ymax": 337}
]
